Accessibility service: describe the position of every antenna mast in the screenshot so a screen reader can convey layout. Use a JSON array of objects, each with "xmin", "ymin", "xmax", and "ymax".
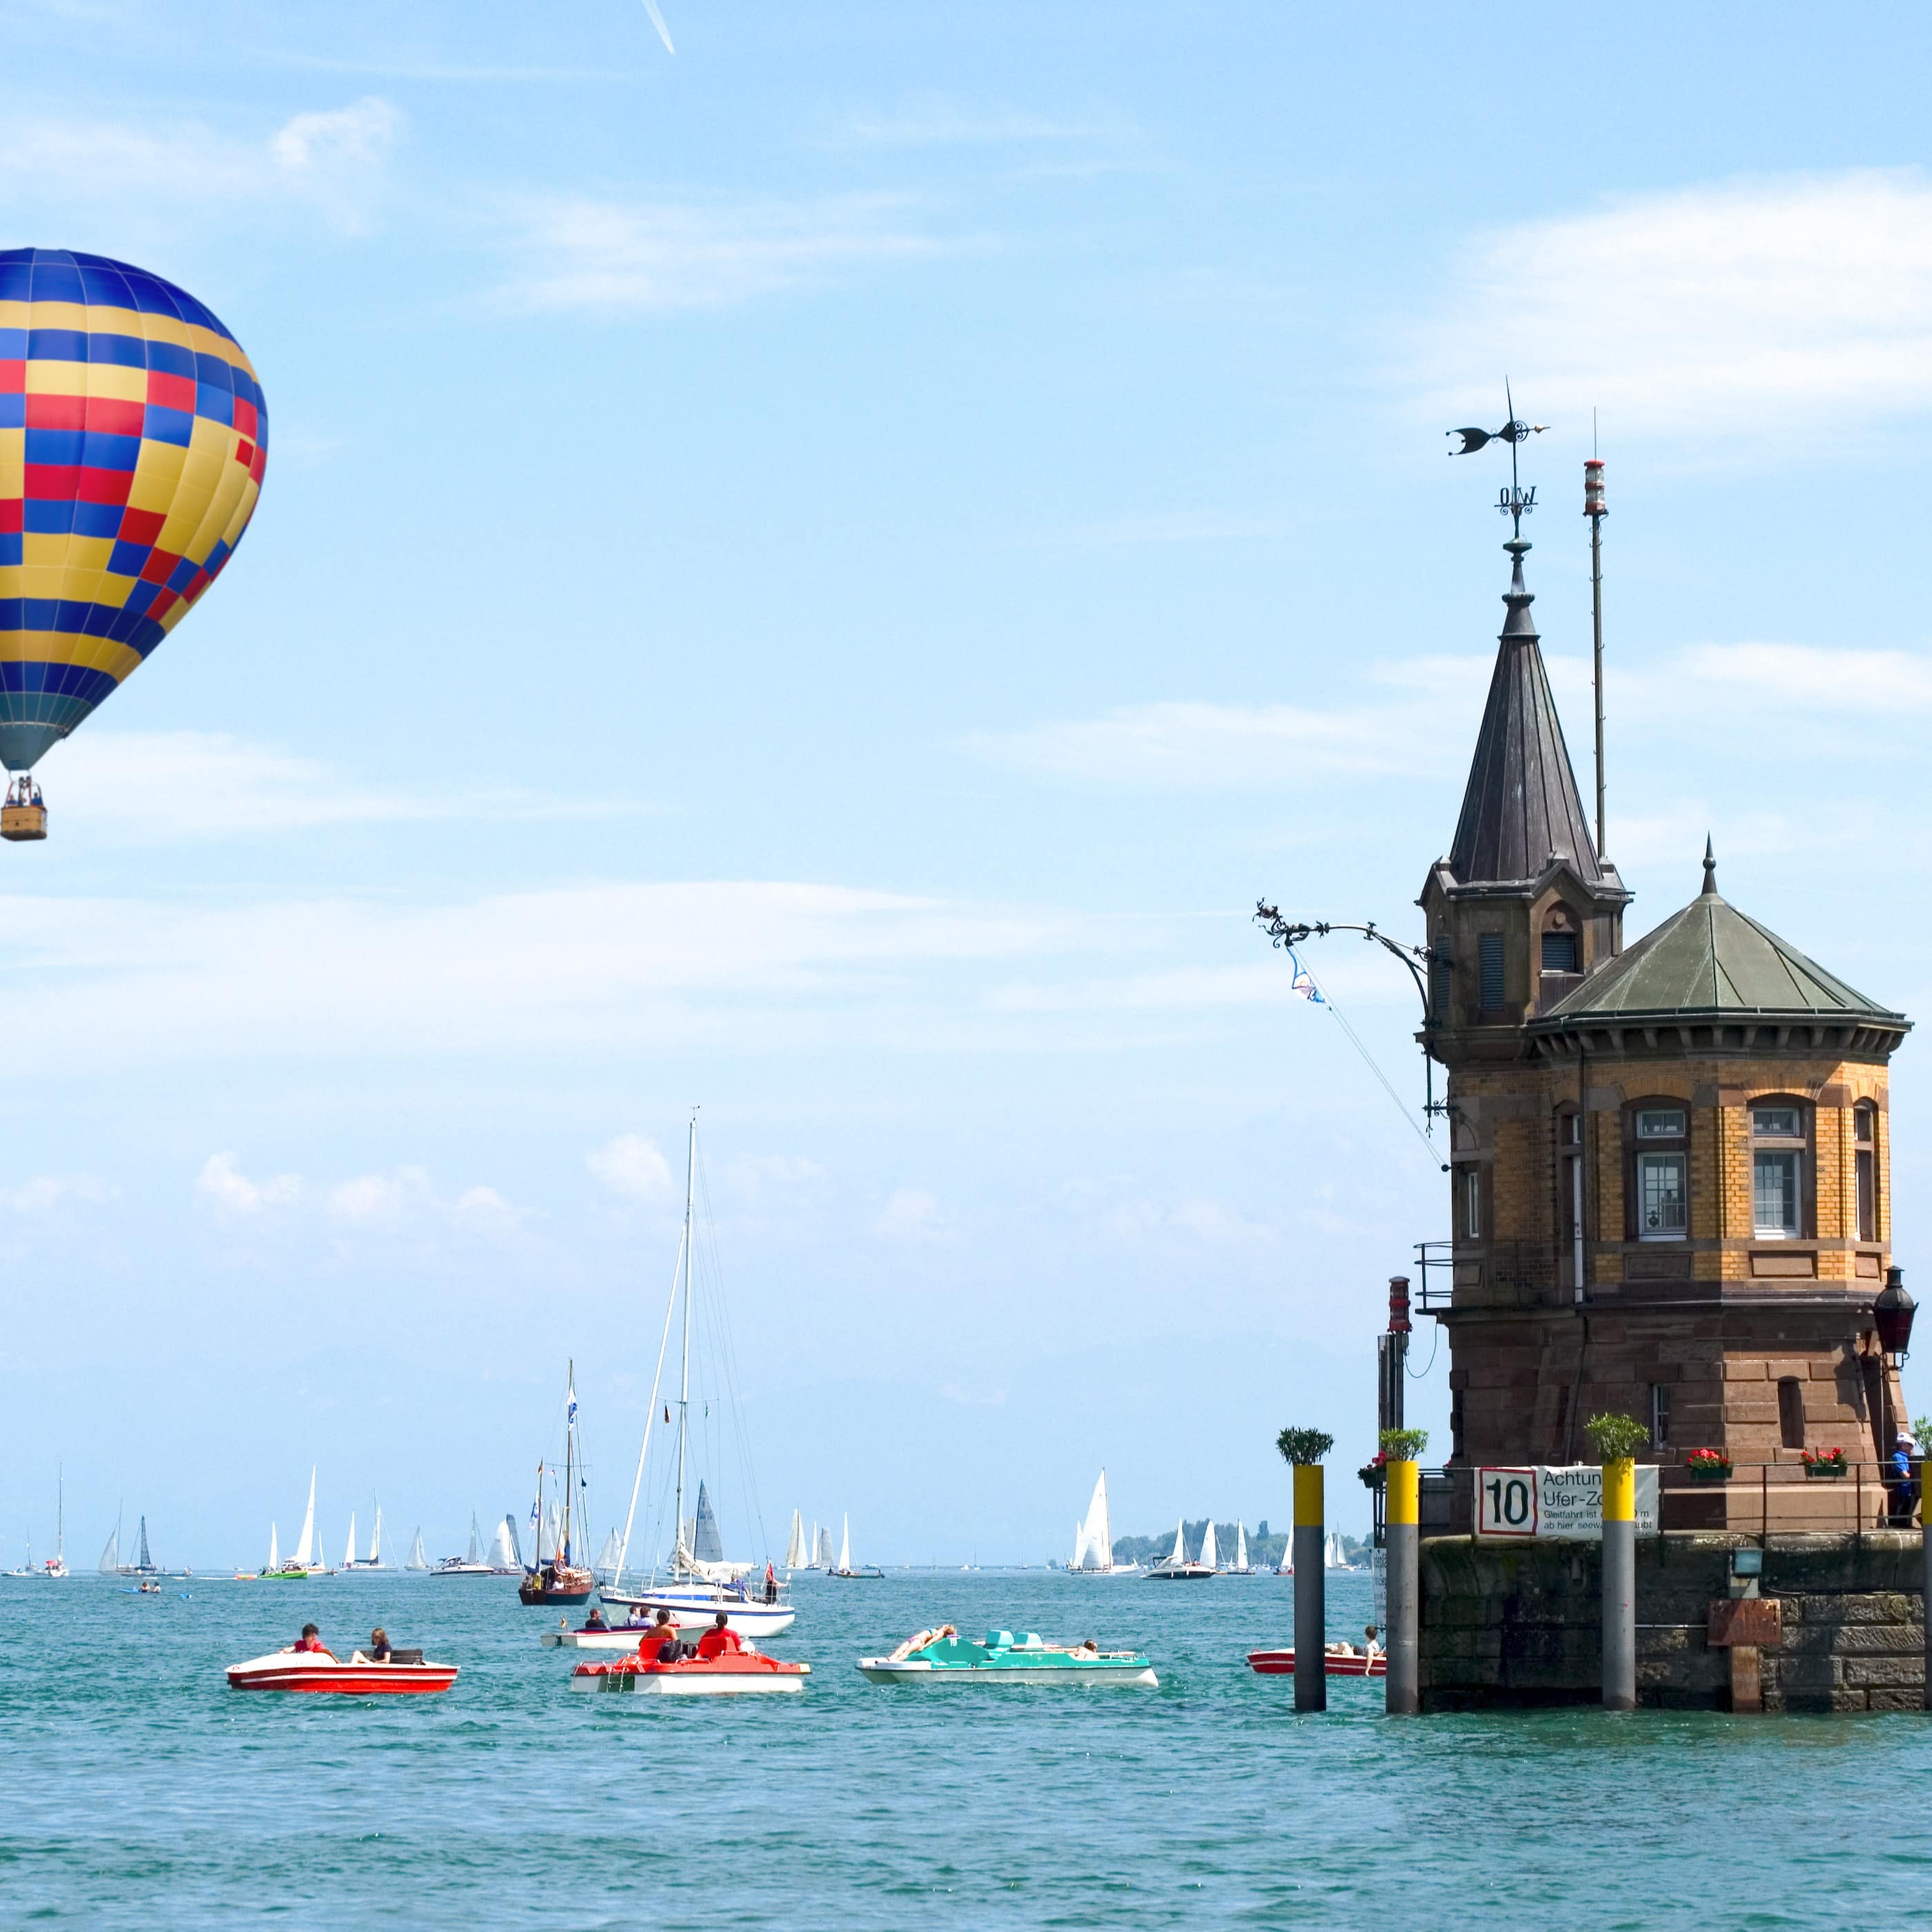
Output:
[{"xmin": 1585, "ymin": 435, "xmax": 1608, "ymax": 859}]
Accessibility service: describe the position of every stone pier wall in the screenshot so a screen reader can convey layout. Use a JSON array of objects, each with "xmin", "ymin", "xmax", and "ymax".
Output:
[{"xmin": 1420, "ymin": 1532, "xmax": 1924, "ymax": 1712}]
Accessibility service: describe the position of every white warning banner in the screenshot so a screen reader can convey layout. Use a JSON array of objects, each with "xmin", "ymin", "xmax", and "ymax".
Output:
[{"xmin": 1475, "ymin": 1464, "xmax": 1660, "ymax": 1540}]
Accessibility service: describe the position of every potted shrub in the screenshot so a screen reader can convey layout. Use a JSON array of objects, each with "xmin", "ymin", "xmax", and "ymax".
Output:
[
  {"xmin": 1683, "ymin": 1448, "xmax": 1732, "ymax": 1482},
  {"xmin": 1583, "ymin": 1413, "xmax": 1649, "ymax": 1463},
  {"xmin": 1801, "ymin": 1446, "xmax": 1848, "ymax": 1479},
  {"xmin": 1275, "ymin": 1426, "xmax": 1334, "ymax": 1467}
]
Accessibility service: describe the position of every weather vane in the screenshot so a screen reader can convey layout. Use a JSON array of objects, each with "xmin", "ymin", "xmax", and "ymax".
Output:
[{"xmin": 1447, "ymin": 381, "xmax": 1548, "ymax": 539}]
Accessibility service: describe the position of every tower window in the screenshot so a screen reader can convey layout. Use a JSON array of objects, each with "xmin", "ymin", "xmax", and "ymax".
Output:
[
  {"xmin": 1626, "ymin": 1100, "xmax": 1690, "ymax": 1242},
  {"xmin": 1649, "ymin": 1383, "xmax": 1671, "ymax": 1448},
  {"xmin": 1540, "ymin": 930, "xmax": 1578, "ymax": 974},
  {"xmin": 1461, "ymin": 1166, "xmax": 1482, "ymax": 1240},
  {"xmin": 1637, "ymin": 1153, "xmax": 1687, "ymax": 1239},
  {"xmin": 1777, "ymin": 1376, "xmax": 1806, "ymax": 1451},
  {"xmin": 1855, "ymin": 1102, "xmax": 1876, "ymax": 1242},
  {"xmin": 1478, "ymin": 932, "xmax": 1504, "ymax": 1010},
  {"xmin": 1752, "ymin": 1102, "xmax": 1807, "ymax": 1239},
  {"xmin": 1636, "ymin": 1108, "xmax": 1686, "ymax": 1139}
]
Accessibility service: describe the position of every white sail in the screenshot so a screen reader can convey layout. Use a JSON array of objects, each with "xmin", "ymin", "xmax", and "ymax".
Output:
[
  {"xmin": 1075, "ymin": 1470, "xmax": 1113, "ymax": 1571},
  {"xmin": 467, "ymin": 1513, "xmax": 485, "ymax": 1566},
  {"xmin": 545, "ymin": 1502, "xmax": 563, "ymax": 1564},
  {"xmin": 1167, "ymin": 1518, "xmax": 1186, "ymax": 1566},
  {"xmin": 813, "ymin": 1524, "xmax": 835, "ymax": 1569},
  {"xmin": 406, "ymin": 1528, "xmax": 428, "ymax": 1571},
  {"xmin": 1234, "ymin": 1520, "xmax": 1248, "ymax": 1571},
  {"xmin": 490, "ymin": 1518, "xmax": 519, "ymax": 1571},
  {"xmin": 594, "ymin": 1528, "xmax": 620, "ymax": 1573},
  {"xmin": 97, "ymin": 1527, "xmax": 119, "ymax": 1574},
  {"xmin": 1199, "ymin": 1518, "xmax": 1218, "ymax": 1570},
  {"xmin": 344, "ymin": 1513, "xmax": 357, "ymax": 1570},
  {"xmin": 501, "ymin": 1513, "xmax": 524, "ymax": 1568},
  {"xmin": 838, "ymin": 1514, "xmax": 850, "ymax": 1573},
  {"xmin": 292, "ymin": 1468, "xmax": 317, "ymax": 1569},
  {"xmin": 368, "ymin": 1504, "xmax": 383, "ymax": 1565},
  {"xmin": 268, "ymin": 1523, "xmax": 280, "ymax": 1571},
  {"xmin": 784, "ymin": 1509, "xmax": 806, "ymax": 1569}
]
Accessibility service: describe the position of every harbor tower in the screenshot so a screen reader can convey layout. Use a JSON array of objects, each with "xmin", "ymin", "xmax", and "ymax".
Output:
[{"xmin": 1419, "ymin": 537, "xmax": 1912, "ymax": 1528}]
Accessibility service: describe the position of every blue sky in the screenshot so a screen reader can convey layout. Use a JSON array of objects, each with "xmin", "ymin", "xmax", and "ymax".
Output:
[{"xmin": 3, "ymin": 1, "xmax": 1929, "ymax": 1566}]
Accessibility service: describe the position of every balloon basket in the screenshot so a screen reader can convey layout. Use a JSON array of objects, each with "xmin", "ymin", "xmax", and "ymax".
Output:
[{"xmin": 1, "ymin": 804, "xmax": 47, "ymax": 842}]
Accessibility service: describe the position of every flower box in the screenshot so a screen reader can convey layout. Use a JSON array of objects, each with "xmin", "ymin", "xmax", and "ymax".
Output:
[
  {"xmin": 1802, "ymin": 1448, "xmax": 1849, "ymax": 1479},
  {"xmin": 1357, "ymin": 1461, "xmax": 1386, "ymax": 1491},
  {"xmin": 1683, "ymin": 1453, "xmax": 1732, "ymax": 1483}
]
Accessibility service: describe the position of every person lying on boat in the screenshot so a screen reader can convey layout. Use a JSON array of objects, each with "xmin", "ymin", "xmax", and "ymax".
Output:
[
  {"xmin": 290, "ymin": 1623, "xmax": 336, "ymax": 1659},
  {"xmin": 885, "ymin": 1624, "xmax": 958, "ymax": 1663},
  {"xmin": 695, "ymin": 1611, "xmax": 743, "ymax": 1660}
]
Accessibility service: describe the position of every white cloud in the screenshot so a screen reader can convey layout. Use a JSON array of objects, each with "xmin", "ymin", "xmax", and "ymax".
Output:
[
  {"xmin": 726, "ymin": 1153, "xmax": 828, "ymax": 1199},
  {"xmin": 1413, "ymin": 170, "xmax": 1932, "ymax": 452},
  {"xmin": 0, "ymin": 98, "xmax": 403, "ymax": 235},
  {"xmin": 504, "ymin": 191, "xmax": 953, "ymax": 314},
  {"xmin": 44, "ymin": 731, "xmax": 639, "ymax": 843},
  {"xmin": 326, "ymin": 1167, "xmax": 430, "ymax": 1226},
  {"xmin": 588, "ymin": 1135, "xmax": 677, "ymax": 1204},
  {"xmin": 195, "ymin": 1152, "xmax": 301, "ymax": 1217},
  {"xmin": 970, "ymin": 690, "xmax": 1471, "ymax": 789},
  {"xmin": 0, "ymin": 1174, "xmax": 112, "ymax": 1211},
  {"xmin": 452, "ymin": 1185, "xmax": 521, "ymax": 1234},
  {"xmin": 874, "ymin": 1187, "xmax": 953, "ymax": 1244},
  {"xmin": 1676, "ymin": 643, "xmax": 1932, "ymax": 713}
]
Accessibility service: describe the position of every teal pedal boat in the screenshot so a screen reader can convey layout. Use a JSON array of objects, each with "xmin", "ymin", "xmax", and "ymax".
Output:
[{"xmin": 857, "ymin": 1627, "xmax": 1157, "ymax": 1686}]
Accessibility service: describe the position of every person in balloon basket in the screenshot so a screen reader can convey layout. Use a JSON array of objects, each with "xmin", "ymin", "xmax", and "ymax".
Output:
[{"xmin": 695, "ymin": 1611, "xmax": 742, "ymax": 1661}]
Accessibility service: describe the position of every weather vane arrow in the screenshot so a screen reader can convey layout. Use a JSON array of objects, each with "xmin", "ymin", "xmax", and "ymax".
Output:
[{"xmin": 1446, "ymin": 381, "xmax": 1548, "ymax": 538}]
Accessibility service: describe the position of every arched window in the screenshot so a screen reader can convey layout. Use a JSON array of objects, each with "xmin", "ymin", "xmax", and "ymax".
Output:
[
  {"xmin": 1751, "ymin": 1098, "xmax": 1809, "ymax": 1239},
  {"xmin": 1854, "ymin": 1102, "xmax": 1878, "ymax": 1243}
]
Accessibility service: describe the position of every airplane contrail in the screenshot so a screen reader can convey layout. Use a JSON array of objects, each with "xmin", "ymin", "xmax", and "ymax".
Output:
[{"xmin": 642, "ymin": 0, "xmax": 674, "ymax": 52}]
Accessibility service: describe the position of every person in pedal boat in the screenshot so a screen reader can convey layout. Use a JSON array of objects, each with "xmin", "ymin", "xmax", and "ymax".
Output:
[
  {"xmin": 290, "ymin": 1624, "xmax": 335, "ymax": 1659},
  {"xmin": 695, "ymin": 1612, "xmax": 743, "ymax": 1660},
  {"xmin": 639, "ymin": 1609, "xmax": 682, "ymax": 1660}
]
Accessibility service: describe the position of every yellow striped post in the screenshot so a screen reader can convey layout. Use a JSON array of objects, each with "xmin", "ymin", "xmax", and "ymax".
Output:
[
  {"xmin": 1602, "ymin": 1455, "xmax": 1636, "ymax": 1711},
  {"xmin": 1384, "ymin": 1460, "xmax": 1420, "ymax": 1715},
  {"xmin": 1293, "ymin": 1464, "xmax": 1326, "ymax": 1711}
]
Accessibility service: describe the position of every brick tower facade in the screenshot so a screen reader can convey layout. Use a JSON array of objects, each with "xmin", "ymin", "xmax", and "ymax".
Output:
[{"xmin": 1420, "ymin": 538, "xmax": 1911, "ymax": 1522}]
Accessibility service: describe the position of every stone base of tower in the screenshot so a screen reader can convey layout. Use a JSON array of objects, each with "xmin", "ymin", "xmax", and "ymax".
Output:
[{"xmin": 1419, "ymin": 1533, "xmax": 1925, "ymax": 1711}]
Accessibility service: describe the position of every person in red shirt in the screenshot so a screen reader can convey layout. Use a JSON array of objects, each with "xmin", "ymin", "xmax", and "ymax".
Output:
[
  {"xmin": 695, "ymin": 1612, "xmax": 741, "ymax": 1660},
  {"xmin": 291, "ymin": 1623, "xmax": 336, "ymax": 1658}
]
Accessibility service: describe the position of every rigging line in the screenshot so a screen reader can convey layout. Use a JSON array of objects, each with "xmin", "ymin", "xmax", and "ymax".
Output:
[
  {"xmin": 614, "ymin": 1219, "xmax": 686, "ymax": 1592},
  {"xmin": 694, "ymin": 1142, "xmax": 773, "ymax": 1560},
  {"xmin": 1406, "ymin": 1324, "xmax": 1441, "ymax": 1380},
  {"xmin": 1299, "ymin": 959, "xmax": 1443, "ymax": 1171}
]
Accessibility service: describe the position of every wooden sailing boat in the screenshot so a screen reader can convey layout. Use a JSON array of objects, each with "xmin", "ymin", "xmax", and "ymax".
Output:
[{"xmin": 519, "ymin": 1364, "xmax": 595, "ymax": 1604}]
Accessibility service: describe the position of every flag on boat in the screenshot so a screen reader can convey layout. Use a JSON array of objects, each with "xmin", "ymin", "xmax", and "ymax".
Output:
[
  {"xmin": 568, "ymin": 1384, "xmax": 577, "ymax": 1425},
  {"xmin": 1286, "ymin": 948, "xmax": 1324, "ymax": 1003}
]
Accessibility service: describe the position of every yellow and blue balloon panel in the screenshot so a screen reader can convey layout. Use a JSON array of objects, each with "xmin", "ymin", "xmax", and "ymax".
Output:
[{"xmin": 0, "ymin": 247, "xmax": 268, "ymax": 773}]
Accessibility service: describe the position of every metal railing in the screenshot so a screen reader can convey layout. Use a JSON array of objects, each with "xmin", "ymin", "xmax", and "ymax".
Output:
[
  {"xmin": 1414, "ymin": 1238, "xmax": 1555, "ymax": 1311},
  {"xmin": 1655, "ymin": 1461, "xmax": 1921, "ymax": 1537}
]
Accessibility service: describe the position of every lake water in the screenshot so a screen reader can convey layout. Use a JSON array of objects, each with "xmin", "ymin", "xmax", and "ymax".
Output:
[{"xmin": 5, "ymin": 1568, "xmax": 1929, "ymax": 1929}]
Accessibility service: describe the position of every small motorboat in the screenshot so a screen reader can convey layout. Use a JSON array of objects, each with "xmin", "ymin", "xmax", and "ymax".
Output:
[
  {"xmin": 858, "ymin": 1628, "xmax": 1157, "ymax": 1687},
  {"xmin": 226, "ymin": 1646, "xmax": 459, "ymax": 1695},
  {"xmin": 570, "ymin": 1648, "xmax": 810, "ymax": 1696},
  {"xmin": 1246, "ymin": 1646, "xmax": 1386, "ymax": 1678},
  {"xmin": 540, "ymin": 1617, "xmax": 667, "ymax": 1651}
]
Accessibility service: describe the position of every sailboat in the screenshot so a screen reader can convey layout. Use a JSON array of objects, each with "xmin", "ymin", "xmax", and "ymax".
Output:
[
  {"xmin": 519, "ymin": 1365, "xmax": 596, "ymax": 1604},
  {"xmin": 784, "ymin": 1510, "xmax": 807, "ymax": 1572},
  {"xmin": 812, "ymin": 1524, "xmax": 836, "ymax": 1571},
  {"xmin": 1144, "ymin": 1517, "xmax": 1215, "ymax": 1582},
  {"xmin": 1224, "ymin": 1520, "xmax": 1255, "ymax": 1575},
  {"xmin": 98, "ymin": 1513, "xmax": 121, "ymax": 1576},
  {"xmin": 491, "ymin": 1517, "xmax": 524, "ymax": 1575},
  {"xmin": 1068, "ymin": 1469, "xmax": 1138, "ymax": 1575},
  {"xmin": 263, "ymin": 1468, "xmax": 330, "ymax": 1577},
  {"xmin": 830, "ymin": 1513, "xmax": 884, "ymax": 1580},
  {"xmin": 1324, "ymin": 1531, "xmax": 1353, "ymax": 1572},
  {"xmin": 346, "ymin": 1502, "xmax": 385, "ymax": 1569},
  {"xmin": 343, "ymin": 1513, "xmax": 358, "ymax": 1572},
  {"xmin": 39, "ymin": 1468, "xmax": 71, "ymax": 1577},
  {"xmin": 600, "ymin": 1114, "xmax": 795, "ymax": 1637},
  {"xmin": 434, "ymin": 1513, "xmax": 495, "ymax": 1577},
  {"xmin": 593, "ymin": 1528, "xmax": 621, "ymax": 1580},
  {"xmin": 406, "ymin": 1528, "xmax": 428, "ymax": 1571}
]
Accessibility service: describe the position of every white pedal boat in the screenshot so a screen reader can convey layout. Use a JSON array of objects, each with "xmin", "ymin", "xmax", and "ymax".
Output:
[
  {"xmin": 540, "ymin": 1621, "xmax": 668, "ymax": 1651},
  {"xmin": 226, "ymin": 1647, "xmax": 457, "ymax": 1695}
]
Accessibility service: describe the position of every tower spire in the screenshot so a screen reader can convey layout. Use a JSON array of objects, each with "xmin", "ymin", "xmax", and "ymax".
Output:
[{"xmin": 1702, "ymin": 835, "xmax": 1717, "ymax": 897}]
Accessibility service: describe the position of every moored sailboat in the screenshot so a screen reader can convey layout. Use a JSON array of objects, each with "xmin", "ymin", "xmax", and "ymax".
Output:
[
  {"xmin": 519, "ymin": 1366, "xmax": 595, "ymax": 1605},
  {"xmin": 599, "ymin": 1114, "xmax": 796, "ymax": 1638}
]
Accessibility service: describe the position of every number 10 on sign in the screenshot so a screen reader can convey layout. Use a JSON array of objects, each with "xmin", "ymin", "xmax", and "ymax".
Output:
[{"xmin": 1478, "ymin": 1468, "xmax": 1538, "ymax": 1537}]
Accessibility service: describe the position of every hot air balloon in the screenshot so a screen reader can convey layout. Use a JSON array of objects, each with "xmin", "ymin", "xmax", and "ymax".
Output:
[{"xmin": 0, "ymin": 247, "xmax": 268, "ymax": 841}]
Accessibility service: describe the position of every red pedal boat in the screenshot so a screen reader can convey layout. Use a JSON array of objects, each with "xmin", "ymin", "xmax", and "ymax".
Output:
[
  {"xmin": 572, "ymin": 1649, "xmax": 810, "ymax": 1696},
  {"xmin": 226, "ymin": 1646, "xmax": 458, "ymax": 1695},
  {"xmin": 1247, "ymin": 1646, "xmax": 1385, "ymax": 1678}
]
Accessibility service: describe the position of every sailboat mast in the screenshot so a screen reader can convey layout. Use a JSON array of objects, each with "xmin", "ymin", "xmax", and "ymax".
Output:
[
  {"xmin": 56, "ymin": 1465, "xmax": 63, "ymax": 1562},
  {"xmin": 673, "ymin": 1110, "xmax": 697, "ymax": 1573},
  {"xmin": 562, "ymin": 1359, "xmax": 575, "ymax": 1566}
]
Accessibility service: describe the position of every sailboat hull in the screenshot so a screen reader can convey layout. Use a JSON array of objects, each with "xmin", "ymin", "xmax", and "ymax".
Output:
[
  {"xmin": 597, "ymin": 1588, "xmax": 795, "ymax": 1637},
  {"xmin": 1142, "ymin": 1564, "xmax": 1215, "ymax": 1581},
  {"xmin": 519, "ymin": 1566, "xmax": 595, "ymax": 1606}
]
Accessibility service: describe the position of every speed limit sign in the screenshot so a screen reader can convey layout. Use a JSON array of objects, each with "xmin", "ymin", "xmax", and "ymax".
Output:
[{"xmin": 1477, "ymin": 1467, "xmax": 1538, "ymax": 1537}]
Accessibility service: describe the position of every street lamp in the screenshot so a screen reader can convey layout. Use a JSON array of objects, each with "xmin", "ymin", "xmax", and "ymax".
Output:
[{"xmin": 1874, "ymin": 1266, "xmax": 1915, "ymax": 1361}]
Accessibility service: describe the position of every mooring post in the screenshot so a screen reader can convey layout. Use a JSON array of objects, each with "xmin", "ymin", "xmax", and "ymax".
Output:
[
  {"xmin": 1293, "ymin": 1464, "xmax": 1326, "ymax": 1712},
  {"xmin": 1384, "ymin": 1458, "xmax": 1420, "ymax": 1715},
  {"xmin": 1922, "ymin": 1464, "xmax": 1931, "ymax": 1713},
  {"xmin": 1602, "ymin": 1454, "xmax": 1637, "ymax": 1711}
]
